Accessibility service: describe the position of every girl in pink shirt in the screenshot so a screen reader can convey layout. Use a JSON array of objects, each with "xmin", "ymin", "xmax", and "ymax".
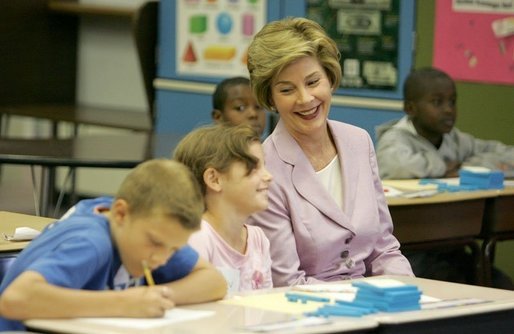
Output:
[{"xmin": 174, "ymin": 124, "xmax": 273, "ymax": 292}]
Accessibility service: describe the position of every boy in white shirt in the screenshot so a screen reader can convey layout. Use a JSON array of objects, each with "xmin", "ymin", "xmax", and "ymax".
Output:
[
  {"xmin": 174, "ymin": 124, "xmax": 274, "ymax": 292},
  {"xmin": 376, "ymin": 67, "xmax": 514, "ymax": 179}
]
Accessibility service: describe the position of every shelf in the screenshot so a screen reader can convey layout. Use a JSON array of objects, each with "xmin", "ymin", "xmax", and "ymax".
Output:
[{"xmin": 48, "ymin": 1, "xmax": 135, "ymax": 18}]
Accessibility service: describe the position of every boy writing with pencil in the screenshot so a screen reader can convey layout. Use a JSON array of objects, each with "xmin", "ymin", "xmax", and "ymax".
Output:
[
  {"xmin": 174, "ymin": 124, "xmax": 274, "ymax": 292},
  {"xmin": 0, "ymin": 159, "xmax": 227, "ymax": 331}
]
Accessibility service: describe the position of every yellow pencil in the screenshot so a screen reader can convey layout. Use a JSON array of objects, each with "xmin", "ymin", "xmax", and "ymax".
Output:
[{"xmin": 142, "ymin": 260, "xmax": 155, "ymax": 286}]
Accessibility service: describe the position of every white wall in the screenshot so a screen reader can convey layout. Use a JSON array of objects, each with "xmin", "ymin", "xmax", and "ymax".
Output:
[{"xmin": 64, "ymin": 0, "xmax": 149, "ymax": 196}]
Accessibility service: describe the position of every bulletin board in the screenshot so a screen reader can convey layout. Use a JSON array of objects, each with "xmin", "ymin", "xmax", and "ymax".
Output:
[
  {"xmin": 176, "ymin": 0, "xmax": 266, "ymax": 78},
  {"xmin": 306, "ymin": 0, "xmax": 403, "ymax": 93},
  {"xmin": 433, "ymin": 0, "xmax": 514, "ymax": 85}
]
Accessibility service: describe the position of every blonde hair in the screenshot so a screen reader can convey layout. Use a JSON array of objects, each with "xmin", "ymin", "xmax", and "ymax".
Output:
[
  {"xmin": 115, "ymin": 159, "xmax": 203, "ymax": 230},
  {"xmin": 247, "ymin": 17, "xmax": 341, "ymax": 110},
  {"xmin": 173, "ymin": 124, "xmax": 261, "ymax": 197}
]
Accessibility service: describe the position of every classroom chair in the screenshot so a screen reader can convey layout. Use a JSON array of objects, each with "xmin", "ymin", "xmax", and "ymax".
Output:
[{"xmin": 0, "ymin": 254, "xmax": 17, "ymax": 282}]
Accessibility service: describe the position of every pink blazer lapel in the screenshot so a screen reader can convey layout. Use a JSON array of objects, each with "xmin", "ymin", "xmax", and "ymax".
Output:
[{"xmin": 272, "ymin": 121, "xmax": 356, "ymax": 234}]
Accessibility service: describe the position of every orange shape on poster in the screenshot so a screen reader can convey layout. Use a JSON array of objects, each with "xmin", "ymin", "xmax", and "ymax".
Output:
[{"xmin": 183, "ymin": 41, "xmax": 197, "ymax": 63}]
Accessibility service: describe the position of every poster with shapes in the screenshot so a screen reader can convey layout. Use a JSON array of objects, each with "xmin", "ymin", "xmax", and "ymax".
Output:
[
  {"xmin": 433, "ymin": 0, "xmax": 514, "ymax": 85},
  {"xmin": 176, "ymin": 0, "xmax": 266, "ymax": 78}
]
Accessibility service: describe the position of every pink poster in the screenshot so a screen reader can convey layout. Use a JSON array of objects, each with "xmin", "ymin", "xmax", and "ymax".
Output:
[{"xmin": 433, "ymin": 0, "xmax": 514, "ymax": 85}]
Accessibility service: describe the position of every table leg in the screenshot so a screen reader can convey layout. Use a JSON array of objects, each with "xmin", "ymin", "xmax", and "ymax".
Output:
[
  {"xmin": 482, "ymin": 238, "xmax": 496, "ymax": 287},
  {"xmin": 39, "ymin": 166, "xmax": 55, "ymax": 217}
]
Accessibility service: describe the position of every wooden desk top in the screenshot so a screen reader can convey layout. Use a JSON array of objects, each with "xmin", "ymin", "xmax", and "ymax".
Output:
[
  {"xmin": 499, "ymin": 185, "xmax": 514, "ymax": 196},
  {"xmin": 0, "ymin": 211, "xmax": 55, "ymax": 252},
  {"xmin": 386, "ymin": 190, "xmax": 499, "ymax": 206},
  {"xmin": 24, "ymin": 276, "xmax": 514, "ymax": 334},
  {"xmin": 368, "ymin": 275, "xmax": 514, "ymax": 325},
  {"xmin": 383, "ymin": 179, "xmax": 501, "ymax": 206},
  {"xmin": 0, "ymin": 133, "xmax": 184, "ymax": 168},
  {"xmin": 26, "ymin": 300, "xmax": 377, "ymax": 334}
]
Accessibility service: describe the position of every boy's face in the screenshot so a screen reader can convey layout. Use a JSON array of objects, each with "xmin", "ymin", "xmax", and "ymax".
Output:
[
  {"xmin": 407, "ymin": 77, "xmax": 457, "ymax": 140},
  {"xmin": 213, "ymin": 84, "xmax": 266, "ymax": 136},
  {"xmin": 111, "ymin": 202, "xmax": 194, "ymax": 278},
  {"xmin": 219, "ymin": 142, "xmax": 272, "ymax": 215}
]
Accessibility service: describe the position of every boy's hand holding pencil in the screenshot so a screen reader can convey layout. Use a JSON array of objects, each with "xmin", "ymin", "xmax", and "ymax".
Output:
[
  {"xmin": 112, "ymin": 260, "xmax": 174, "ymax": 317},
  {"xmin": 120, "ymin": 284, "xmax": 175, "ymax": 317}
]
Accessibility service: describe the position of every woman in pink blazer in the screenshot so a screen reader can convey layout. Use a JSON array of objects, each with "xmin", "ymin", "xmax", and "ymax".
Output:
[{"xmin": 246, "ymin": 17, "xmax": 413, "ymax": 287}]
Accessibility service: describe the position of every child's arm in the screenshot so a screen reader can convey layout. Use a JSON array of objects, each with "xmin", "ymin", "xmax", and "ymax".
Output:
[
  {"xmin": 444, "ymin": 160, "xmax": 461, "ymax": 177},
  {"xmin": 0, "ymin": 271, "xmax": 174, "ymax": 320},
  {"xmin": 162, "ymin": 258, "xmax": 227, "ymax": 304}
]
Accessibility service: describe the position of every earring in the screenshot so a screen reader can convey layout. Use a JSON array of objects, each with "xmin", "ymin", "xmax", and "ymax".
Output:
[{"xmin": 270, "ymin": 106, "xmax": 277, "ymax": 113}]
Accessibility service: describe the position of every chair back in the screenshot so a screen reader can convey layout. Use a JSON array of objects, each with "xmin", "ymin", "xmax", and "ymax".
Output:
[
  {"xmin": 132, "ymin": 1, "xmax": 159, "ymax": 128},
  {"xmin": 0, "ymin": 254, "xmax": 17, "ymax": 283}
]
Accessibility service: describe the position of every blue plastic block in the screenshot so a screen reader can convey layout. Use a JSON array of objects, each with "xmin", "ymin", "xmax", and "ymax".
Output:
[
  {"xmin": 352, "ymin": 281, "xmax": 420, "ymax": 294},
  {"xmin": 306, "ymin": 304, "xmax": 374, "ymax": 318},
  {"xmin": 419, "ymin": 179, "xmax": 480, "ymax": 192},
  {"xmin": 459, "ymin": 169, "xmax": 504, "ymax": 189},
  {"xmin": 285, "ymin": 292, "xmax": 330, "ymax": 304}
]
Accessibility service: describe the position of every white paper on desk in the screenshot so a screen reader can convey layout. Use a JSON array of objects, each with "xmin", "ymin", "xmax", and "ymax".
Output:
[
  {"xmin": 76, "ymin": 308, "xmax": 215, "ymax": 329},
  {"xmin": 401, "ymin": 189, "xmax": 439, "ymax": 198},
  {"xmin": 3, "ymin": 227, "xmax": 41, "ymax": 241},
  {"xmin": 382, "ymin": 185, "xmax": 404, "ymax": 198},
  {"xmin": 292, "ymin": 283, "xmax": 357, "ymax": 294},
  {"xmin": 292, "ymin": 283, "xmax": 357, "ymax": 302}
]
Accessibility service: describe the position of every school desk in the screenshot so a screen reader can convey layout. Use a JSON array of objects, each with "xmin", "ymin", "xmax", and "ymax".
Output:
[
  {"xmin": 24, "ymin": 276, "xmax": 514, "ymax": 334},
  {"xmin": 480, "ymin": 186, "xmax": 514, "ymax": 286},
  {"xmin": 0, "ymin": 211, "xmax": 55, "ymax": 253},
  {"xmin": 0, "ymin": 133, "xmax": 184, "ymax": 217},
  {"xmin": 384, "ymin": 180, "xmax": 499, "ymax": 285},
  {"xmin": 370, "ymin": 275, "xmax": 514, "ymax": 334}
]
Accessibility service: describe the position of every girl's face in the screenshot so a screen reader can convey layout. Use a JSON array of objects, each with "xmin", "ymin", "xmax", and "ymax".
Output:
[
  {"xmin": 220, "ymin": 142, "xmax": 272, "ymax": 216},
  {"xmin": 271, "ymin": 56, "xmax": 333, "ymax": 139}
]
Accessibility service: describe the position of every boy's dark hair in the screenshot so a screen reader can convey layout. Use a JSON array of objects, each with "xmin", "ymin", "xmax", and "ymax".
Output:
[
  {"xmin": 212, "ymin": 76, "xmax": 251, "ymax": 110},
  {"xmin": 403, "ymin": 67, "xmax": 454, "ymax": 102}
]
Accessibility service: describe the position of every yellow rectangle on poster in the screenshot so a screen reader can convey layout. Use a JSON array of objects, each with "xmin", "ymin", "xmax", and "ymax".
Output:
[{"xmin": 204, "ymin": 45, "xmax": 236, "ymax": 61}]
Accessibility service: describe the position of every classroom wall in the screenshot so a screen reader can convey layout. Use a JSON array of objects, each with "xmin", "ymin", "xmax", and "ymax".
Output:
[
  {"xmin": 414, "ymin": 1, "xmax": 514, "ymax": 146},
  {"xmin": 155, "ymin": 0, "xmax": 415, "ymax": 140}
]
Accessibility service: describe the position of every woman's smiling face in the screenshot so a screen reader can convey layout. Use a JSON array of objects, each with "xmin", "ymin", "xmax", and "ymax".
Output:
[{"xmin": 271, "ymin": 56, "xmax": 333, "ymax": 138}]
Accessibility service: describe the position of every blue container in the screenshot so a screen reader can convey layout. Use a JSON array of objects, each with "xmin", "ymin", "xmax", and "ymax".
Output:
[{"xmin": 459, "ymin": 169, "xmax": 504, "ymax": 190}]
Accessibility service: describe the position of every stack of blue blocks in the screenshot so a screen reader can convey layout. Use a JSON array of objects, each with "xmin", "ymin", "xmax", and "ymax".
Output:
[
  {"xmin": 351, "ymin": 281, "xmax": 421, "ymax": 312},
  {"xmin": 287, "ymin": 281, "xmax": 422, "ymax": 318},
  {"xmin": 459, "ymin": 169, "xmax": 504, "ymax": 190}
]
